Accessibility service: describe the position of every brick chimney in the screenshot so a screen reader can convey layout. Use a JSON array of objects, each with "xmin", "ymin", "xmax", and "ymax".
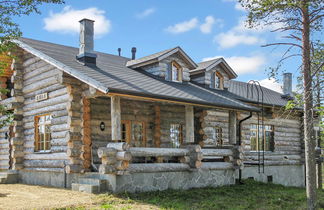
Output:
[{"xmin": 76, "ymin": 18, "xmax": 97, "ymax": 65}]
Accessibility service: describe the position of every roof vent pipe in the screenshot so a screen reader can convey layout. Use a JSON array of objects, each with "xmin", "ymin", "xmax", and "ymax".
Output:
[
  {"xmin": 283, "ymin": 73, "xmax": 292, "ymax": 97},
  {"xmin": 76, "ymin": 18, "xmax": 97, "ymax": 65},
  {"xmin": 118, "ymin": 48, "xmax": 121, "ymax": 56},
  {"xmin": 131, "ymin": 47, "xmax": 136, "ymax": 60}
]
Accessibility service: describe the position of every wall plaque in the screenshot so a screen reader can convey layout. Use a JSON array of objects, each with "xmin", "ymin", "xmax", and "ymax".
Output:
[{"xmin": 35, "ymin": 93, "xmax": 48, "ymax": 102}]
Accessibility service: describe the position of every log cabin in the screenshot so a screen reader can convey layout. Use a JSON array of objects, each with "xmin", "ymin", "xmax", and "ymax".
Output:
[{"xmin": 0, "ymin": 19, "xmax": 308, "ymax": 193}]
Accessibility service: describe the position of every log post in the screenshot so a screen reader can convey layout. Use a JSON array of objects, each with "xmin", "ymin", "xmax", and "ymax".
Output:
[
  {"xmin": 185, "ymin": 105, "xmax": 194, "ymax": 144},
  {"xmin": 111, "ymin": 95, "xmax": 121, "ymax": 141},
  {"xmin": 81, "ymin": 97, "xmax": 92, "ymax": 171},
  {"xmin": 229, "ymin": 111, "xmax": 237, "ymax": 145},
  {"xmin": 154, "ymin": 105, "xmax": 161, "ymax": 147}
]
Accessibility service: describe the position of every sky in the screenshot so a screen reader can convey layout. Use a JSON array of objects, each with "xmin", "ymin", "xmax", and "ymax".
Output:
[{"xmin": 14, "ymin": 0, "xmax": 304, "ymax": 93}]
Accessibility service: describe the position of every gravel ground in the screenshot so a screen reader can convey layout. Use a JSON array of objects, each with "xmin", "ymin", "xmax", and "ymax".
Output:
[{"xmin": 0, "ymin": 184, "xmax": 95, "ymax": 210}]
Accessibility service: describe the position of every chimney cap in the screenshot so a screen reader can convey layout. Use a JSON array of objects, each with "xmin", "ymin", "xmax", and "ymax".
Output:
[{"xmin": 79, "ymin": 18, "xmax": 95, "ymax": 23}]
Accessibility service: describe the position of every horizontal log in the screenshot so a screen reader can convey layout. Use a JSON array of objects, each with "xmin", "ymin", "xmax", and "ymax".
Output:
[
  {"xmin": 127, "ymin": 163, "xmax": 190, "ymax": 173},
  {"xmin": 107, "ymin": 142, "xmax": 129, "ymax": 151},
  {"xmin": 65, "ymin": 164, "xmax": 82, "ymax": 173},
  {"xmin": 244, "ymin": 160, "xmax": 301, "ymax": 166},
  {"xmin": 23, "ymin": 167, "xmax": 64, "ymax": 173},
  {"xmin": 201, "ymin": 149, "xmax": 233, "ymax": 157},
  {"xmin": 99, "ymin": 164, "xmax": 116, "ymax": 174},
  {"xmin": 24, "ymin": 159, "xmax": 65, "ymax": 168},
  {"xmin": 22, "ymin": 74, "xmax": 61, "ymax": 94},
  {"xmin": 97, "ymin": 147, "xmax": 117, "ymax": 158},
  {"xmin": 24, "ymin": 152, "xmax": 68, "ymax": 160},
  {"xmin": 102, "ymin": 156, "xmax": 117, "ymax": 165},
  {"xmin": 116, "ymin": 151, "xmax": 132, "ymax": 161},
  {"xmin": 115, "ymin": 160, "xmax": 129, "ymax": 170},
  {"xmin": 129, "ymin": 147, "xmax": 189, "ymax": 157},
  {"xmin": 201, "ymin": 162, "xmax": 233, "ymax": 170}
]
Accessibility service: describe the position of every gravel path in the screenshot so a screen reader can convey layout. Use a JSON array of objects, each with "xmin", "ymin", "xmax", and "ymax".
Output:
[{"xmin": 0, "ymin": 184, "xmax": 95, "ymax": 210}]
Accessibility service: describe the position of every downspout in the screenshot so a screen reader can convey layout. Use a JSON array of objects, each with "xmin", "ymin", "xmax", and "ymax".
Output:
[{"xmin": 237, "ymin": 112, "xmax": 253, "ymax": 184}]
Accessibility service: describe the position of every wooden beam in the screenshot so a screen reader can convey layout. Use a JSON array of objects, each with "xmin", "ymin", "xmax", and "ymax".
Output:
[
  {"xmin": 229, "ymin": 111, "xmax": 237, "ymax": 145},
  {"xmin": 185, "ymin": 105, "xmax": 194, "ymax": 144},
  {"xmin": 81, "ymin": 97, "xmax": 91, "ymax": 170},
  {"xmin": 111, "ymin": 95, "xmax": 121, "ymax": 141}
]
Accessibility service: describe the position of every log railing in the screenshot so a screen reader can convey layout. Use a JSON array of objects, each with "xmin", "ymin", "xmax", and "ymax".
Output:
[
  {"xmin": 97, "ymin": 143, "xmax": 244, "ymax": 174},
  {"xmin": 200, "ymin": 146, "xmax": 244, "ymax": 170}
]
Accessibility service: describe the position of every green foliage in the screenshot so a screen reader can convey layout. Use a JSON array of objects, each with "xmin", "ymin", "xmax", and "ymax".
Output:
[
  {"xmin": 0, "ymin": 0, "xmax": 64, "ymax": 127},
  {"xmin": 59, "ymin": 180, "xmax": 324, "ymax": 210}
]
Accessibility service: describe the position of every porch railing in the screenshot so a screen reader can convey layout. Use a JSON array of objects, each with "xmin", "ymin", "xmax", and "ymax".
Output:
[{"xmin": 97, "ymin": 143, "xmax": 244, "ymax": 175}]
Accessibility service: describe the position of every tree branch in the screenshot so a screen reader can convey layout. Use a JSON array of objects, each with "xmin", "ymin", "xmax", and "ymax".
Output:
[{"xmin": 261, "ymin": 42, "xmax": 303, "ymax": 49}]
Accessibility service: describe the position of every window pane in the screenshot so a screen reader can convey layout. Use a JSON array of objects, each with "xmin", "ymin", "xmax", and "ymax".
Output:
[{"xmin": 170, "ymin": 124, "xmax": 181, "ymax": 148}]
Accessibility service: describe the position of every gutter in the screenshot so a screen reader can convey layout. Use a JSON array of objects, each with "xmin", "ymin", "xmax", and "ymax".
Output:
[{"xmin": 237, "ymin": 112, "xmax": 253, "ymax": 184}]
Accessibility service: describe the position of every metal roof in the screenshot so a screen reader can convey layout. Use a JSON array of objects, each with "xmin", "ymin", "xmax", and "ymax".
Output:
[
  {"xmin": 191, "ymin": 58, "xmax": 238, "ymax": 79},
  {"xmin": 16, "ymin": 38, "xmax": 259, "ymax": 112},
  {"xmin": 228, "ymin": 80, "xmax": 290, "ymax": 107},
  {"xmin": 126, "ymin": 46, "xmax": 198, "ymax": 69}
]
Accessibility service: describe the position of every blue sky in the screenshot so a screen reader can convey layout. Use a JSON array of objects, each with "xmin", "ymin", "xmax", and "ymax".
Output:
[{"xmin": 14, "ymin": 0, "xmax": 303, "ymax": 93}]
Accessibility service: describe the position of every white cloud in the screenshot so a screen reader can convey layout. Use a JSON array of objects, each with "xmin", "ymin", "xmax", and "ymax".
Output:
[
  {"xmin": 258, "ymin": 78, "xmax": 283, "ymax": 93},
  {"xmin": 202, "ymin": 55, "xmax": 266, "ymax": 75},
  {"xmin": 44, "ymin": 6, "xmax": 111, "ymax": 37},
  {"xmin": 234, "ymin": 3, "xmax": 246, "ymax": 11},
  {"xmin": 136, "ymin": 8, "xmax": 155, "ymax": 19},
  {"xmin": 200, "ymin": 16, "xmax": 216, "ymax": 34},
  {"xmin": 214, "ymin": 32, "xmax": 264, "ymax": 49},
  {"xmin": 165, "ymin": 18, "xmax": 198, "ymax": 34}
]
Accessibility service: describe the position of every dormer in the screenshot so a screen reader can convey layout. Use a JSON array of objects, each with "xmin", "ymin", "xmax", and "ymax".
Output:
[
  {"xmin": 190, "ymin": 58, "xmax": 237, "ymax": 90},
  {"xmin": 126, "ymin": 47, "xmax": 197, "ymax": 83}
]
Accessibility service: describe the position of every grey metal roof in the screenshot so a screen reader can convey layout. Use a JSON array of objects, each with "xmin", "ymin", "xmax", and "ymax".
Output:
[
  {"xmin": 17, "ymin": 38, "xmax": 259, "ymax": 112},
  {"xmin": 126, "ymin": 46, "xmax": 198, "ymax": 69},
  {"xmin": 191, "ymin": 58, "xmax": 237, "ymax": 79},
  {"xmin": 228, "ymin": 80, "xmax": 290, "ymax": 107}
]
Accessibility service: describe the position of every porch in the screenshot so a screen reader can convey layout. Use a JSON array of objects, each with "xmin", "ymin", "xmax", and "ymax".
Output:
[{"xmin": 70, "ymin": 94, "xmax": 243, "ymax": 193}]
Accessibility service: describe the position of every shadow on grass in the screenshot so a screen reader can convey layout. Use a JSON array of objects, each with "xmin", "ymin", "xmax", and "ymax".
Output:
[{"xmin": 95, "ymin": 180, "xmax": 324, "ymax": 210}]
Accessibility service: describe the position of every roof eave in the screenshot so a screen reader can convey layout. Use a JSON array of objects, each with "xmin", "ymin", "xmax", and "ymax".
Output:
[{"xmin": 13, "ymin": 39, "xmax": 109, "ymax": 94}]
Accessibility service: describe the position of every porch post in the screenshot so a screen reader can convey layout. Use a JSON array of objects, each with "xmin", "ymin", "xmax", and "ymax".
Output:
[
  {"xmin": 229, "ymin": 110, "xmax": 237, "ymax": 145},
  {"xmin": 185, "ymin": 105, "xmax": 195, "ymax": 144},
  {"xmin": 111, "ymin": 95, "xmax": 121, "ymax": 141}
]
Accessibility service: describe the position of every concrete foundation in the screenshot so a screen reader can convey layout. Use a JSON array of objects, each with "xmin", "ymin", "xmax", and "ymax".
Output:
[
  {"xmin": 17, "ymin": 164, "xmax": 305, "ymax": 192},
  {"xmin": 116, "ymin": 169, "xmax": 235, "ymax": 193},
  {"xmin": 241, "ymin": 165, "xmax": 305, "ymax": 187}
]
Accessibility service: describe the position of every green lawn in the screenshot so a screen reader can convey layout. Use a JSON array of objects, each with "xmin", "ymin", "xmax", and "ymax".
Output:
[{"xmin": 63, "ymin": 180, "xmax": 324, "ymax": 210}]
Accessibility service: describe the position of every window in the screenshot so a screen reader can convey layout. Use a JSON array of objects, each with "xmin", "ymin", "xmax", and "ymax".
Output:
[
  {"xmin": 170, "ymin": 124, "xmax": 183, "ymax": 148},
  {"xmin": 34, "ymin": 114, "xmax": 52, "ymax": 152},
  {"xmin": 121, "ymin": 120, "xmax": 146, "ymax": 147},
  {"xmin": 212, "ymin": 126, "xmax": 223, "ymax": 146},
  {"xmin": 171, "ymin": 61, "xmax": 182, "ymax": 82},
  {"xmin": 250, "ymin": 124, "xmax": 274, "ymax": 151},
  {"xmin": 210, "ymin": 72, "xmax": 224, "ymax": 89}
]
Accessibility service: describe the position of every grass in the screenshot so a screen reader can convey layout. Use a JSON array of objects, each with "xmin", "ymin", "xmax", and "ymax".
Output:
[{"xmin": 61, "ymin": 180, "xmax": 324, "ymax": 210}]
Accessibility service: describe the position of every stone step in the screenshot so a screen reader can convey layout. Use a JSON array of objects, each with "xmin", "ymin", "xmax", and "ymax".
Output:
[
  {"xmin": 5, "ymin": 174, "xmax": 18, "ymax": 184},
  {"xmin": 71, "ymin": 183, "xmax": 100, "ymax": 194},
  {"xmin": 0, "ymin": 177, "xmax": 6, "ymax": 184}
]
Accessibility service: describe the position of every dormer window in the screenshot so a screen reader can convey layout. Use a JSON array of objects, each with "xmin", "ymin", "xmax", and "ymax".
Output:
[
  {"xmin": 171, "ymin": 61, "xmax": 182, "ymax": 82},
  {"xmin": 211, "ymin": 72, "xmax": 224, "ymax": 89}
]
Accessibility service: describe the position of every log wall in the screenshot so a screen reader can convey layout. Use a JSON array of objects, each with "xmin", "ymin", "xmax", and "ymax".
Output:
[
  {"xmin": 21, "ymin": 53, "xmax": 69, "ymax": 171},
  {"xmin": 89, "ymin": 97, "xmax": 186, "ymax": 163},
  {"xmin": 240, "ymin": 112, "xmax": 303, "ymax": 166},
  {"xmin": 199, "ymin": 110, "xmax": 230, "ymax": 147}
]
